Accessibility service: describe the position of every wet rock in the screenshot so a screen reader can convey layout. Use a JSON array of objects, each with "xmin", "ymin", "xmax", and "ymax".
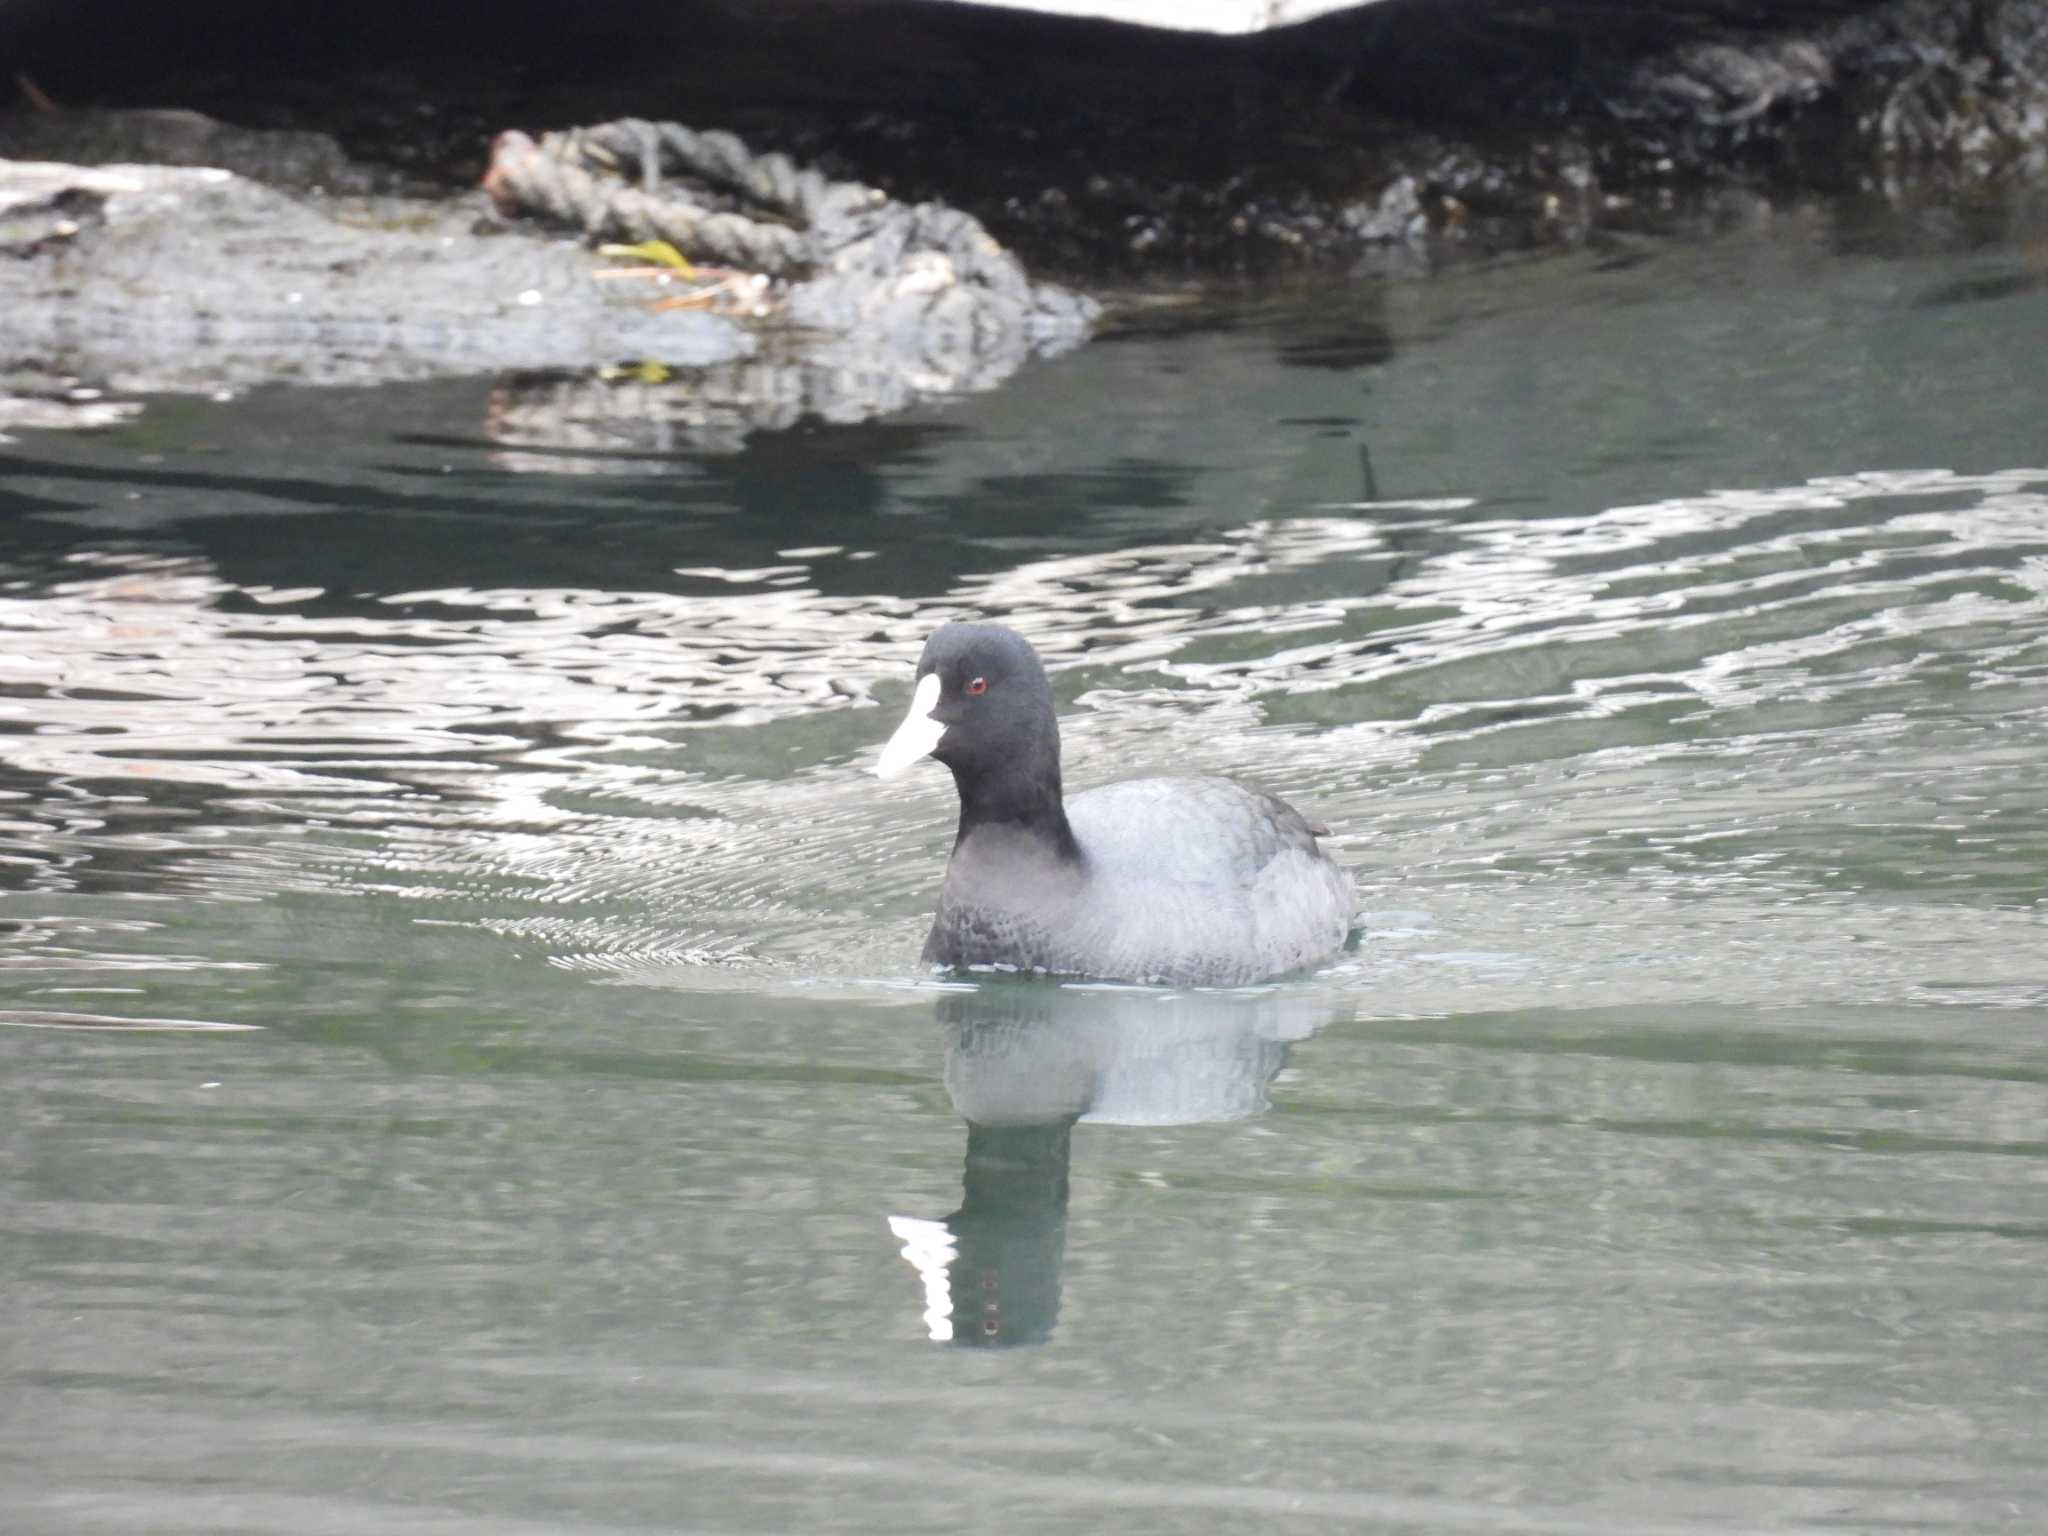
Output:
[
  {"xmin": 0, "ymin": 109, "xmax": 1098, "ymax": 447},
  {"xmin": 0, "ymin": 158, "xmax": 117, "ymax": 252},
  {"xmin": 483, "ymin": 119, "xmax": 1100, "ymax": 395},
  {"xmin": 1834, "ymin": 0, "xmax": 2048, "ymax": 183},
  {"xmin": 1598, "ymin": 0, "xmax": 2048, "ymax": 188},
  {"xmin": 3, "ymin": 0, "xmax": 2046, "ymax": 287},
  {"xmin": 1613, "ymin": 39, "xmax": 1837, "ymax": 129},
  {"xmin": 0, "ymin": 158, "xmax": 753, "ymax": 395}
]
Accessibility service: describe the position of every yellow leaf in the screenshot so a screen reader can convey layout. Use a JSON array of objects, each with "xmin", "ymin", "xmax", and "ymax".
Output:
[
  {"xmin": 596, "ymin": 241, "xmax": 697, "ymax": 276},
  {"xmin": 600, "ymin": 360, "xmax": 672, "ymax": 384}
]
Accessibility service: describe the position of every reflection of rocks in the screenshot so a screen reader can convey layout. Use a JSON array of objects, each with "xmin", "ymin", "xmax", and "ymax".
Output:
[
  {"xmin": 893, "ymin": 981, "xmax": 1336, "ymax": 1347},
  {"xmin": 478, "ymin": 305, "xmax": 1054, "ymax": 465},
  {"xmin": 482, "ymin": 368, "xmax": 816, "ymax": 467}
]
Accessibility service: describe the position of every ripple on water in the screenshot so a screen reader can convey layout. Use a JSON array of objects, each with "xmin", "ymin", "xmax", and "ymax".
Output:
[{"xmin": 0, "ymin": 466, "xmax": 2044, "ymax": 1006}]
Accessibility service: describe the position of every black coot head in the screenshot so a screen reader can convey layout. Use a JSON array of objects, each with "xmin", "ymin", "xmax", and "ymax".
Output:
[{"xmin": 876, "ymin": 624, "xmax": 1063, "ymax": 812}]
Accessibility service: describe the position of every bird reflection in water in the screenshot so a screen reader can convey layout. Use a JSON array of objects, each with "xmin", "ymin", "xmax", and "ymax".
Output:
[{"xmin": 890, "ymin": 980, "xmax": 1336, "ymax": 1347}]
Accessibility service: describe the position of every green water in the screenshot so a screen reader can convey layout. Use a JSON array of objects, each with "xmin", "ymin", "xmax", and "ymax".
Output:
[{"xmin": 4, "ymin": 202, "xmax": 2047, "ymax": 1532}]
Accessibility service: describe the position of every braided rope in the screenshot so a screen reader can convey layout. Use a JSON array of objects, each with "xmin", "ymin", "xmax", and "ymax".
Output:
[{"xmin": 485, "ymin": 120, "xmax": 884, "ymax": 276}]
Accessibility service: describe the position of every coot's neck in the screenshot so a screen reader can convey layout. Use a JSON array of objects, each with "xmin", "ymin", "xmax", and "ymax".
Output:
[{"xmin": 949, "ymin": 758, "xmax": 1082, "ymax": 864}]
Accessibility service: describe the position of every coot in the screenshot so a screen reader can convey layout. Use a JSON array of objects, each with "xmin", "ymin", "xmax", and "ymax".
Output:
[{"xmin": 876, "ymin": 623, "xmax": 1355, "ymax": 985}]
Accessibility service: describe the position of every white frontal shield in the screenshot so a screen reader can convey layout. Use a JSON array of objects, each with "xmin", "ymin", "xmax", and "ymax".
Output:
[{"xmin": 875, "ymin": 672, "xmax": 945, "ymax": 779}]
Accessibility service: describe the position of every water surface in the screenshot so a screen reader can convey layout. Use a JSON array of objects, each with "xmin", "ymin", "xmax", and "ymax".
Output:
[{"xmin": 4, "ymin": 200, "xmax": 2047, "ymax": 1533}]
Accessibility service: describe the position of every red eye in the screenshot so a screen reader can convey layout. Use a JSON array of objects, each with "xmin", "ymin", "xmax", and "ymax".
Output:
[{"xmin": 966, "ymin": 676, "xmax": 987, "ymax": 696}]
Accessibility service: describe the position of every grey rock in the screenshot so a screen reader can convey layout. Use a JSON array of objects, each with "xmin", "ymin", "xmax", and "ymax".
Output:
[
  {"xmin": 0, "ymin": 159, "xmax": 752, "ymax": 395},
  {"xmin": 0, "ymin": 109, "xmax": 1099, "ymax": 447}
]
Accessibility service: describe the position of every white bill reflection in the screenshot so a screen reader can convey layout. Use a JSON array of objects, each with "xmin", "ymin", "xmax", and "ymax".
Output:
[{"xmin": 890, "ymin": 980, "xmax": 1339, "ymax": 1347}]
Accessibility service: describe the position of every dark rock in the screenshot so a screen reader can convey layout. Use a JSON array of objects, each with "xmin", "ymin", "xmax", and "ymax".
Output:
[
  {"xmin": 2, "ymin": 0, "xmax": 2044, "ymax": 300},
  {"xmin": 0, "ymin": 107, "xmax": 371, "ymax": 191}
]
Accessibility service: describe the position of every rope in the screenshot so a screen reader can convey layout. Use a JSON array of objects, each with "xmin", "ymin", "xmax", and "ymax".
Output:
[
  {"xmin": 481, "ymin": 117, "xmax": 1101, "ymax": 373},
  {"xmin": 484, "ymin": 120, "xmax": 883, "ymax": 277}
]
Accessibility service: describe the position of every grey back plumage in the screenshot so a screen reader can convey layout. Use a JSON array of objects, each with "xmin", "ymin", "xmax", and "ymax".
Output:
[{"xmin": 923, "ymin": 775, "xmax": 1355, "ymax": 985}]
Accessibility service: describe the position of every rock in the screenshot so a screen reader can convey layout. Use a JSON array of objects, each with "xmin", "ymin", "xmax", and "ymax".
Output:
[
  {"xmin": 0, "ymin": 157, "xmax": 753, "ymax": 396},
  {"xmin": 484, "ymin": 119, "xmax": 1101, "ymax": 395},
  {"xmin": 0, "ymin": 109, "xmax": 1099, "ymax": 450}
]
